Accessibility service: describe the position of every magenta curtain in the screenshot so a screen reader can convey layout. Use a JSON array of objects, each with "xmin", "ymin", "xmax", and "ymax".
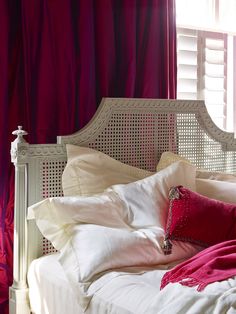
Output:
[{"xmin": 0, "ymin": 0, "xmax": 176, "ymax": 311}]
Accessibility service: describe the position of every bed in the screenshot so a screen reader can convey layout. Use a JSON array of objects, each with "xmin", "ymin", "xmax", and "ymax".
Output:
[{"xmin": 9, "ymin": 98, "xmax": 236, "ymax": 314}]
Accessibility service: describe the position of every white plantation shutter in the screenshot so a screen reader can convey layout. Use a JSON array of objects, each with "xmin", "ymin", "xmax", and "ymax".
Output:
[
  {"xmin": 176, "ymin": 0, "xmax": 236, "ymax": 133},
  {"xmin": 201, "ymin": 32, "xmax": 227, "ymax": 129},
  {"xmin": 177, "ymin": 28, "xmax": 228, "ymax": 130},
  {"xmin": 177, "ymin": 28, "xmax": 198, "ymax": 100}
]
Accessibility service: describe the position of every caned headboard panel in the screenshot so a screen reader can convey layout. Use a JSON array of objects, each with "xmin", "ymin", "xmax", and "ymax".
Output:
[
  {"xmin": 58, "ymin": 98, "xmax": 236, "ymax": 172},
  {"xmin": 10, "ymin": 98, "xmax": 236, "ymax": 314}
]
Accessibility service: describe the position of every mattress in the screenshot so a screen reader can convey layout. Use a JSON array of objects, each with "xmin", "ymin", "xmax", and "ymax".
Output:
[
  {"xmin": 28, "ymin": 253, "xmax": 236, "ymax": 314},
  {"xmin": 27, "ymin": 253, "xmax": 167, "ymax": 314},
  {"xmin": 28, "ymin": 253, "xmax": 83, "ymax": 314}
]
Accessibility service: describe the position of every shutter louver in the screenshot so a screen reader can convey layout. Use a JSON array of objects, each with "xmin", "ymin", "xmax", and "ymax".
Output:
[
  {"xmin": 201, "ymin": 33, "xmax": 227, "ymax": 129},
  {"xmin": 177, "ymin": 28, "xmax": 198, "ymax": 100}
]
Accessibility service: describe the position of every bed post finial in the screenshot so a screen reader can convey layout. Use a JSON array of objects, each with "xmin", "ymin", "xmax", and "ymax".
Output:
[
  {"xmin": 10, "ymin": 126, "xmax": 30, "ymax": 314},
  {"xmin": 11, "ymin": 126, "xmax": 28, "ymax": 164},
  {"xmin": 12, "ymin": 125, "xmax": 28, "ymax": 142}
]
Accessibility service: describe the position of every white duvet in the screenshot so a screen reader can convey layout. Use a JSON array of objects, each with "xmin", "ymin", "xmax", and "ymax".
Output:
[
  {"xmin": 29, "ymin": 254, "xmax": 236, "ymax": 314},
  {"xmin": 87, "ymin": 269, "xmax": 236, "ymax": 314},
  {"xmin": 28, "ymin": 161, "xmax": 236, "ymax": 313}
]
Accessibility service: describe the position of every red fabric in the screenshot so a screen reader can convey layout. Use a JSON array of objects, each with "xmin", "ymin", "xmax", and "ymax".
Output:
[
  {"xmin": 165, "ymin": 186, "xmax": 236, "ymax": 249},
  {"xmin": 161, "ymin": 240, "xmax": 236, "ymax": 291},
  {"xmin": 0, "ymin": 1, "xmax": 177, "ymax": 311}
]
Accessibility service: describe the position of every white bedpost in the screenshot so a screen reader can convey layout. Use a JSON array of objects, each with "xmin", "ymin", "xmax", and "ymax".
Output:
[{"xmin": 9, "ymin": 126, "xmax": 30, "ymax": 314}]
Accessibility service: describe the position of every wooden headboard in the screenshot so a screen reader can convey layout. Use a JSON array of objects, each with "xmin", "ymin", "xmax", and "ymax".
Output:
[{"xmin": 9, "ymin": 98, "xmax": 236, "ymax": 314}]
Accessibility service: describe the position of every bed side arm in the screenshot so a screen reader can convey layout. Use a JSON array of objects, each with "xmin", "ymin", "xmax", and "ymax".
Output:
[{"xmin": 9, "ymin": 126, "xmax": 30, "ymax": 314}]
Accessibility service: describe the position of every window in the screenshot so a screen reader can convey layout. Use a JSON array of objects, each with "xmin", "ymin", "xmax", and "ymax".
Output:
[{"xmin": 176, "ymin": 0, "xmax": 236, "ymax": 132}]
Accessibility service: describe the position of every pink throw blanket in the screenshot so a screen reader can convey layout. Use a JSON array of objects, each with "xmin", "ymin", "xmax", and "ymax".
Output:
[{"xmin": 160, "ymin": 240, "xmax": 236, "ymax": 291}]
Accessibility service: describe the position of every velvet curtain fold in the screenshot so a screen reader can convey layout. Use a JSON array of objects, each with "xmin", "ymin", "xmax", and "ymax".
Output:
[{"xmin": 0, "ymin": 0, "xmax": 176, "ymax": 311}]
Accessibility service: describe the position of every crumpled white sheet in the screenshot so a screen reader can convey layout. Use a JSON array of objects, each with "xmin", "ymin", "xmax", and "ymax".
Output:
[
  {"xmin": 28, "ymin": 254, "xmax": 236, "ymax": 314},
  {"xmin": 87, "ymin": 268, "xmax": 236, "ymax": 314}
]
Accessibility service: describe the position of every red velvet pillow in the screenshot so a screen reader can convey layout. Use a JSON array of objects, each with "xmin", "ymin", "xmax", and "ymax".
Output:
[{"xmin": 162, "ymin": 186, "xmax": 236, "ymax": 255}]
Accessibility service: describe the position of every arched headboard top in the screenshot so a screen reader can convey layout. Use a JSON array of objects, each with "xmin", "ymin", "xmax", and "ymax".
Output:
[{"xmin": 58, "ymin": 98, "xmax": 236, "ymax": 151}]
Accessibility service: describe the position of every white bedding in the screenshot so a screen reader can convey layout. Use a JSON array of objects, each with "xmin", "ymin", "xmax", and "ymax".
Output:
[
  {"xmin": 28, "ymin": 253, "xmax": 167, "ymax": 314},
  {"xmin": 29, "ymin": 161, "xmax": 200, "ymax": 310},
  {"xmin": 28, "ymin": 160, "xmax": 236, "ymax": 313},
  {"xmin": 28, "ymin": 253, "xmax": 236, "ymax": 314},
  {"xmin": 28, "ymin": 254, "xmax": 83, "ymax": 314},
  {"xmin": 91, "ymin": 273, "xmax": 236, "ymax": 314}
]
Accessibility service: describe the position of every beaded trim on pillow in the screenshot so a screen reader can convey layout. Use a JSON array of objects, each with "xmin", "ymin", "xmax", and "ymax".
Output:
[{"xmin": 163, "ymin": 186, "xmax": 210, "ymax": 255}]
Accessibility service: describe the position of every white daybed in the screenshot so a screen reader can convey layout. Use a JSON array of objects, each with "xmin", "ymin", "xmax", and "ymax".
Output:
[{"xmin": 9, "ymin": 98, "xmax": 236, "ymax": 314}]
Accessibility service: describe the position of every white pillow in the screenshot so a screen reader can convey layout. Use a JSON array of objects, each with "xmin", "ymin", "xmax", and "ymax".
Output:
[
  {"xmin": 196, "ymin": 171, "xmax": 236, "ymax": 182},
  {"xmin": 58, "ymin": 219, "xmax": 199, "ymax": 311},
  {"xmin": 156, "ymin": 151, "xmax": 236, "ymax": 182},
  {"xmin": 28, "ymin": 192, "xmax": 129, "ymax": 250},
  {"xmin": 156, "ymin": 151, "xmax": 190, "ymax": 172},
  {"xmin": 196, "ymin": 178, "xmax": 236, "ymax": 204},
  {"xmin": 110, "ymin": 160, "xmax": 197, "ymax": 228},
  {"xmin": 62, "ymin": 145, "xmax": 153, "ymax": 196},
  {"xmin": 67, "ymin": 224, "xmax": 198, "ymax": 282}
]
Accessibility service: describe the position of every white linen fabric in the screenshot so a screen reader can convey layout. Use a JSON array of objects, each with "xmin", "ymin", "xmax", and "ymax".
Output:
[
  {"xmin": 62, "ymin": 144, "xmax": 153, "ymax": 196},
  {"xmin": 197, "ymin": 171, "xmax": 236, "ymax": 182},
  {"xmin": 156, "ymin": 151, "xmax": 190, "ymax": 172},
  {"xmin": 90, "ymin": 271, "xmax": 236, "ymax": 314},
  {"xmin": 28, "ymin": 161, "xmax": 198, "ymax": 311},
  {"xmin": 110, "ymin": 160, "xmax": 197, "ymax": 228},
  {"xmin": 28, "ymin": 253, "xmax": 236, "ymax": 314},
  {"xmin": 156, "ymin": 151, "xmax": 236, "ymax": 182},
  {"xmin": 61, "ymin": 223, "xmax": 199, "ymax": 281},
  {"xmin": 28, "ymin": 192, "xmax": 128, "ymax": 251},
  {"xmin": 196, "ymin": 178, "xmax": 236, "ymax": 204},
  {"xmin": 28, "ymin": 254, "xmax": 84, "ymax": 314}
]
